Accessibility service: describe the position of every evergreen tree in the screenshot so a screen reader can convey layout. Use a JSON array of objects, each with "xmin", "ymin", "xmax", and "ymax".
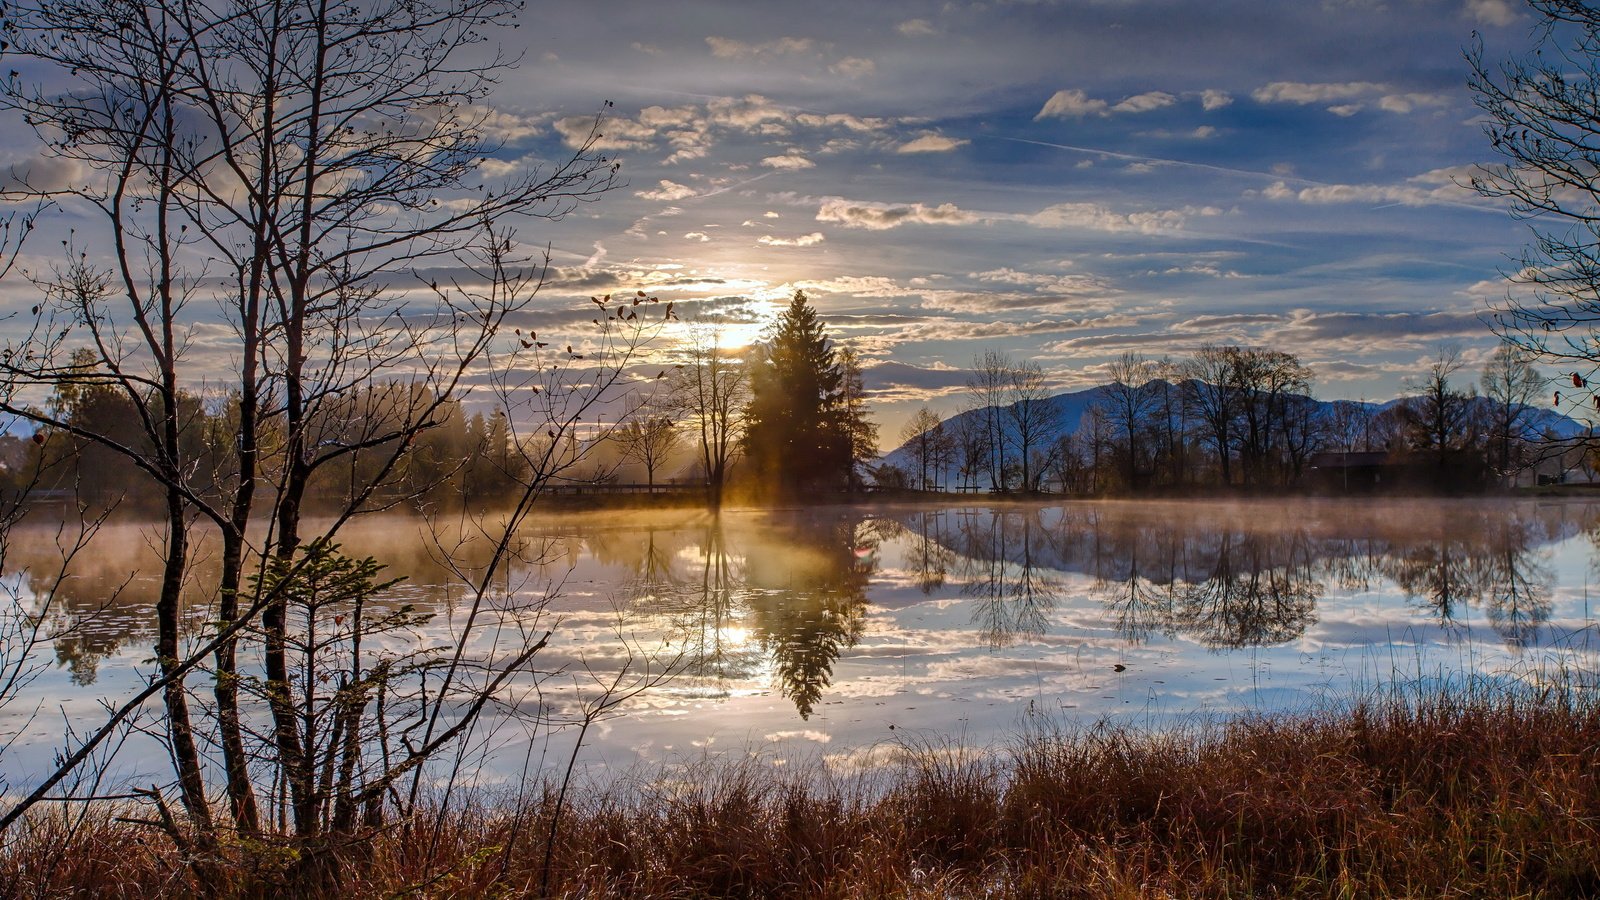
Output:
[{"xmin": 743, "ymin": 291, "xmax": 852, "ymax": 495}]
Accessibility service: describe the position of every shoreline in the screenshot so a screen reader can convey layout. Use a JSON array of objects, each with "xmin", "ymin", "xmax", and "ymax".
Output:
[{"xmin": 5, "ymin": 686, "xmax": 1599, "ymax": 897}]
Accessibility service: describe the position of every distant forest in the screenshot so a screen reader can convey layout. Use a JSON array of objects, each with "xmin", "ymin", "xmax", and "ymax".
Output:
[
  {"xmin": 3, "ymin": 324, "xmax": 1581, "ymax": 512},
  {"xmin": 884, "ymin": 343, "xmax": 1579, "ymax": 495}
]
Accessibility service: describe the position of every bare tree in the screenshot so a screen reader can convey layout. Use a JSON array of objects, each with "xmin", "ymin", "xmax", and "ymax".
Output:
[
  {"xmin": 1405, "ymin": 346, "xmax": 1478, "ymax": 477},
  {"xmin": 1481, "ymin": 342, "xmax": 1546, "ymax": 482},
  {"xmin": 670, "ymin": 325, "xmax": 750, "ymax": 508},
  {"xmin": 614, "ymin": 412, "xmax": 683, "ymax": 490},
  {"xmin": 1006, "ymin": 360, "xmax": 1059, "ymax": 493},
  {"xmin": 900, "ymin": 406, "xmax": 951, "ymax": 491},
  {"xmin": 1098, "ymin": 352, "xmax": 1158, "ymax": 491},
  {"xmin": 965, "ymin": 350, "xmax": 1013, "ymax": 492},
  {"xmin": 1470, "ymin": 3, "xmax": 1600, "ymax": 395},
  {"xmin": 0, "ymin": 0, "xmax": 650, "ymax": 878},
  {"xmin": 1183, "ymin": 345, "xmax": 1244, "ymax": 487}
]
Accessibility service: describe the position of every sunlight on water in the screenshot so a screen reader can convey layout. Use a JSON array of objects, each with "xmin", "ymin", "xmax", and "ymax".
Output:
[{"xmin": 4, "ymin": 497, "xmax": 1599, "ymax": 791}]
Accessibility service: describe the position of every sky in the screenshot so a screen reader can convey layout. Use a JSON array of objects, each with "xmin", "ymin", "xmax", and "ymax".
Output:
[{"xmin": 0, "ymin": 0, "xmax": 1554, "ymax": 444}]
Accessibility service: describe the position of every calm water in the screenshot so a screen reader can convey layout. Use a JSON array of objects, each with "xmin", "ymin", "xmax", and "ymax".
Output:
[{"xmin": 4, "ymin": 497, "xmax": 1599, "ymax": 791}]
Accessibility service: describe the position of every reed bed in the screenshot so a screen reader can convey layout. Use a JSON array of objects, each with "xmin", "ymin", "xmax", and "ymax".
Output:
[{"xmin": 5, "ymin": 685, "xmax": 1600, "ymax": 898}]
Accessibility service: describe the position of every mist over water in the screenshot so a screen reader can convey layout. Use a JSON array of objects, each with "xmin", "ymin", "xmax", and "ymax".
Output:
[{"xmin": 4, "ymin": 498, "xmax": 1598, "ymax": 790}]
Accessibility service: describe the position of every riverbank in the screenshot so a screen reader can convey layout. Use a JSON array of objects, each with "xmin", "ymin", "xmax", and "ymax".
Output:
[{"xmin": 5, "ymin": 686, "xmax": 1599, "ymax": 897}]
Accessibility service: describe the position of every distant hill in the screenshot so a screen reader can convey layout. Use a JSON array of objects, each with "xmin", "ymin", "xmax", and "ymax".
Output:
[{"xmin": 881, "ymin": 382, "xmax": 1588, "ymax": 481}]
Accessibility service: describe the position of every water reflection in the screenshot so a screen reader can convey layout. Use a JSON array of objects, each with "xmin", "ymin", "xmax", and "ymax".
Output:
[
  {"xmin": 3, "ymin": 500, "xmax": 1593, "ymax": 728},
  {"xmin": 895, "ymin": 501, "xmax": 1577, "ymax": 656}
]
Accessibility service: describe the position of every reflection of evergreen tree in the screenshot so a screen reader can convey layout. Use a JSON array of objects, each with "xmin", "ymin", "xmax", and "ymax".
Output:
[{"xmin": 745, "ymin": 512, "xmax": 873, "ymax": 718}]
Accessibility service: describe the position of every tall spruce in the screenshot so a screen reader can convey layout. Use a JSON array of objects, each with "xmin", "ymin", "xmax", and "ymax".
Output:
[{"xmin": 744, "ymin": 291, "xmax": 853, "ymax": 494}]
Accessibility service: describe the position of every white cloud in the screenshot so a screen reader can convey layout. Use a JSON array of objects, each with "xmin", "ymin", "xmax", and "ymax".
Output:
[
  {"xmin": 635, "ymin": 179, "xmax": 697, "ymax": 201},
  {"xmin": 1254, "ymin": 168, "xmax": 1483, "ymax": 208},
  {"xmin": 897, "ymin": 18, "xmax": 936, "ymax": 36},
  {"xmin": 1252, "ymin": 81, "xmax": 1386, "ymax": 104},
  {"xmin": 1252, "ymin": 81, "xmax": 1450, "ymax": 116},
  {"xmin": 684, "ymin": 232, "xmax": 711, "ymax": 242},
  {"xmin": 553, "ymin": 114, "xmax": 657, "ymax": 150},
  {"xmin": 764, "ymin": 211, "xmax": 781, "ymax": 218},
  {"xmin": 1200, "ymin": 89, "xmax": 1233, "ymax": 111},
  {"xmin": 1035, "ymin": 89, "xmax": 1109, "ymax": 119},
  {"xmin": 705, "ymin": 35, "xmax": 815, "ymax": 59},
  {"xmin": 897, "ymin": 134, "xmax": 969, "ymax": 154},
  {"xmin": 816, "ymin": 198, "xmax": 982, "ymax": 230},
  {"xmin": 1465, "ymin": 0, "xmax": 1517, "ymax": 26},
  {"xmin": 1111, "ymin": 91, "xmax": 1177, "ymax": 114},
  {"xmin": 1377, "ymin": 92, "xmax": 1450, "ymax": 114},
  {"xmin": 761, "ymin": 152, "xmax": 816, "ymax": 170},
  {"xmin": 758, "ymin": 232, "xmax": 826, "ymax": 246},
  {"xmin": 478, "ymin": 108, "xmax": 542, "ymax": 142},
  {"xmin": 830, "ymin": 57, "xmax": 876, "ymax": 78},
  {"xmin": 1027, "ymin": 202, "xmax": 1208, "ymax": 234}
]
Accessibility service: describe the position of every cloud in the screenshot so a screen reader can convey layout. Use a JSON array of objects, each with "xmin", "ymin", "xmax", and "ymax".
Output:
[
  {"xmin": 0, "ymin": 156, "xmax": 84, "ymax": 193},
  {"xmin": 758, "ymin": 232, "xmax": 826, "ymax": 246},
  {"xmin": 830, "ymin": 57, "xmax": 876, "ymax": 78},
  {"xmin": 683, "ymin": 232, "xmax": 710, "ymax": 242},
  {"xmin": 1252, "ymin": 81, "xmax": 1386, "ymax": 104},
  {"xmin": 761, "ymin": 152, "xmax": 816, "ymax": 170},
  {"xmin": 1200, "ymin": 89, "xmax": 1233, "ymax": 111},
  {"xmin": 1254, "ymin": 167, "xmax": 1483, "ymax": 208},
  {"xmin": 897, "ymin": 134, "xmax": 969, "ymax": 154},
  {"xmin": 969, "ymin": 268, "xmax": 1113, "ymax": 295},
  {"xmin": 1465, "ymin": 0, "xmax": 1518, "ymax": 26},
  {"xmin": 816, "ymin": 198, "xmax": 983, "ymax": 230},
  {"xmin": 552, "ymin": 114, "xmax": 657, "ymax": 150},
  {"xmin": 1027, "ymin": 202, "xmax": 1215, "ymax": 234},
  {"xmin": 478, "ymin": 108, "xmax": 543, "ymax": 142},
  {"xmin": 1111, "ymin": 91, "xmax": 1177, "ymax": 114},
  {"xmin": 705, "ymin": 35, "xmax": 814, "ymax": 59},
  {"xmin": 1038, "ymin": 88, "xmax": 1184, "ymax": 119},
  {"xmin": 635, "ymin": 179, "xmax": 697, "ymax": 201},
  {"xmin": 897, "ymin": 18, "xmax": 936, "ymax": 36},
  {"xmin": 1252, "ymin": 81, "xmax": 1450, "ymax": 116},
  {"xmin": 1036, "ymin": 89, "xmax": 1109, "ymax": 119}
]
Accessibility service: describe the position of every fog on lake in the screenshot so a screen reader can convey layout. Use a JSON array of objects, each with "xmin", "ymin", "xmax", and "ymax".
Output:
[{"xmin": 4, "ymin": 497, "xmax": 1598, "ymax": 788}]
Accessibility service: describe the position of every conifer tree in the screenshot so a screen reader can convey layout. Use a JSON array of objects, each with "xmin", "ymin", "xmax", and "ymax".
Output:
[{"xmin": 743, "ymin": 291, "xmax": 853, "ymax": 494}]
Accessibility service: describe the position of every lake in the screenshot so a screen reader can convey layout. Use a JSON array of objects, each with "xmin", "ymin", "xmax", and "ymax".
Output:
[{"xmin": 3, "ymin": 497, "xmax": 1599, "ymax": 794}]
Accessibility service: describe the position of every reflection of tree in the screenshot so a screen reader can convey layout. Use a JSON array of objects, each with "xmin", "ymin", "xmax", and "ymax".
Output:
[
  {"xmin": 953, "ymin": 511, "xmax": 1060, "ymax": 648},
  {"xmin": 671, "ymin": 519, "xmax": 761, "ymax": 682},
  {"xmin": 745, "ymin": 513, "xmax": 873, "ymax": 718},
  {"xmin": 1173, "ymin": 531, "xmax": 1320, "ymax": 649},
  {"xmin": 1483, "ymin": 520, "xmax": 1554, "ymax": 648},
  {"xmin": 1387, "ymin": 535, "xmax": 1485, "ymax": 626},
  {"xmin": 905, "ymin": 512, "xmax": 956, "ymax": 595}
]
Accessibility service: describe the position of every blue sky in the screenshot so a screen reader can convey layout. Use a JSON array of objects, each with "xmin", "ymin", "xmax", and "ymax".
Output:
[{"xmin": 0, "ymin": 0, "xmax": 1548, "ymax": 440}]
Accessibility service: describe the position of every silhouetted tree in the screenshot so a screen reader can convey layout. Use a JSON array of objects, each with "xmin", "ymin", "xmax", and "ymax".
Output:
[{"xmin": 743, "ymin": 291, "xmax": 851, "ymax": 495}]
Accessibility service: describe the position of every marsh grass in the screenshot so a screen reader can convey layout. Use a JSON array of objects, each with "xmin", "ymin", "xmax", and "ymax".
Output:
[{"xmin": 6, "ymin": 683, "xmax": 1600, "ymax": 897}]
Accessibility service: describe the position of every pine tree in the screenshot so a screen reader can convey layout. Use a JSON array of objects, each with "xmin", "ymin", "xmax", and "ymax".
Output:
[{"xmin": 743, "ymin": 290, "xmax": 852, "ymax": 495}]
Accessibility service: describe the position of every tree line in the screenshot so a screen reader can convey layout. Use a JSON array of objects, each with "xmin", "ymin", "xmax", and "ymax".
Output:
[{"xmin": 890, "ymin": 343, "xmax": 1561, "ymax": 494}]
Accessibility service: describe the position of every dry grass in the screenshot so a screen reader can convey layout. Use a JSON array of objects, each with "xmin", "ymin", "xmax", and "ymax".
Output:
[{"xmin": 6, "ymin": 688, "xmax": 1600, "ymax": 898}]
